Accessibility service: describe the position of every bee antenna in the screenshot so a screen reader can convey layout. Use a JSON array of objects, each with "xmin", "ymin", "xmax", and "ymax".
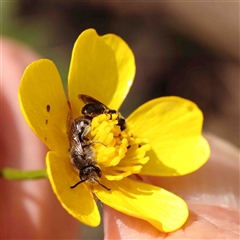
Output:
[
  {"xmin": 95, "ymin": 179, "xmax": 111, "ymax": 191},
  {"xmin": 70, "ymin": 180, "xmax": 87, "ymax": 189},
  {"xmin": 70, "ymin": 179, "xmax": 111, "ymax": 191}
]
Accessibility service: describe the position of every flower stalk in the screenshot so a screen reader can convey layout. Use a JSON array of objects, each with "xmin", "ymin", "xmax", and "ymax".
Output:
[{"xmin": 0, "ymin": 168, "xmax": 47, "ymax": 180}]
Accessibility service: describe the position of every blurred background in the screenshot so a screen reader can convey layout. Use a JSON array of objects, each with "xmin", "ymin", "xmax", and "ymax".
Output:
[{"xmin": 2, "ymin": 1, "xmax": 239, "ymax": 239}]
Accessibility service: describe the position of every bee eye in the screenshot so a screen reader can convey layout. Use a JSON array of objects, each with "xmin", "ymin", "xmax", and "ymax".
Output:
[{"xmin": 94, "ymin": 166, "xmax": 102, "ymax": 178}]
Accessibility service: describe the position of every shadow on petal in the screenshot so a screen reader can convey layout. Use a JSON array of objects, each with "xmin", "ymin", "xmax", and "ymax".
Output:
[{"xmin": 141, "ymin": 149, "xmax": 180, "ymax": 176}]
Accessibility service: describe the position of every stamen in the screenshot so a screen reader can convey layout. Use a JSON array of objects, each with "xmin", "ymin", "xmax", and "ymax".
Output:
[{"xmin": 89, "ymin": 114, "xmax": 150, "ymax": 182}]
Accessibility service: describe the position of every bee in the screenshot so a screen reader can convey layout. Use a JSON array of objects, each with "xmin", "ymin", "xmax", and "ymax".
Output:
[
  {"xmin": 67, "ymin": 112, "xmax": 110, "ymax": 191},
  {"xmin": 67, "ymin": 114, "xmax": 88, "ymax": 147},
  {"xmin": 79, "ymin": 94, "xmax": 126, "ymax": 131},
  {"xmin": 72, "ymin": 116, "xmax": 92, "ymax": 144}
]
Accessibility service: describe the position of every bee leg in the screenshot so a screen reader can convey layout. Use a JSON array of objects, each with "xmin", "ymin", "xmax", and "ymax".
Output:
[
  {"xmin": 108, "ymin": 109, "xmax": 117, "ymax": 120},
  {"xmin": 84, "ymin": 140, "xmax": 106, "ymax": 147},
  {"xmin": 79, "ymin": 125, "xmax": 91, "ymax": 142}
]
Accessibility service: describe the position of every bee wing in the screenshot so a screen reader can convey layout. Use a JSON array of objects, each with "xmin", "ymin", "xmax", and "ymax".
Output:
[{"xmin": 78, "ymin": 94, "xmax": 109, "ymax": 109}]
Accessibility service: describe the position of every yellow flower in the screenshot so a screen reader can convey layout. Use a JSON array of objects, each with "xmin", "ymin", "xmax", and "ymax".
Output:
[{"xmin": 18, "ymin": 29, "xmax": 210, "ymax": 233}]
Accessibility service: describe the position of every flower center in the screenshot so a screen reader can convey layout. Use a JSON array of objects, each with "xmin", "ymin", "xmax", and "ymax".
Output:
[{"xmin": 89, "ymin": 114, "xmax": 150, "ymax": 181}]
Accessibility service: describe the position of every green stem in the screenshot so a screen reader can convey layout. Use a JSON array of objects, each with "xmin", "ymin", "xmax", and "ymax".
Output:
[{"xmin": 0, "ymin": 168, "xmax": 47, "ymax": 180}]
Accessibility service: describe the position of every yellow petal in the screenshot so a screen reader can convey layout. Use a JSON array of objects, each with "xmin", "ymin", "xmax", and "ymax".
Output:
[
  {"xmin": 95, "ymin": 178, "xmax": 188, "ymax": 232},
  {"xmin": 46, "ymin": 151, "xmax": 100, "ymax": 226},
  {"xmin": 68, "ymin": 29, "xmax": 135, "ymax": 117},
  {"xmin": 102, "ymin": 33, "xmax": 135, "ymax": 109},
  {"xmin": 127, "ymin": 97, "xmax": 210, "ymax": 176},
  {"xmin": 19, "ymin": 59, "xmax": 69, "ymax": 153},
  {"xmin": 68, "ymin": 29, "xmax": 118, "ymax": 118}
]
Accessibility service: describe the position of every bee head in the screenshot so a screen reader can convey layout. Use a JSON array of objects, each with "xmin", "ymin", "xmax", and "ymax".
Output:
[
  {"xmin": 80, "ymin": 165, "xmax": 102, "ymax": 183},
  {"xmin": 70, "ymin": 165, "xmax": 110, "ymax": 191}
]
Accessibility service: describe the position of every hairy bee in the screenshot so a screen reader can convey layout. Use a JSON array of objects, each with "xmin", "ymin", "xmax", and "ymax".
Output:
[
  {"xmin": 79, "ymin": 94, "xmax": 126, "ymax": 131},
  {"xmin": 67, "ymin": 113, "xmax": 110, "ymax": 191}
]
